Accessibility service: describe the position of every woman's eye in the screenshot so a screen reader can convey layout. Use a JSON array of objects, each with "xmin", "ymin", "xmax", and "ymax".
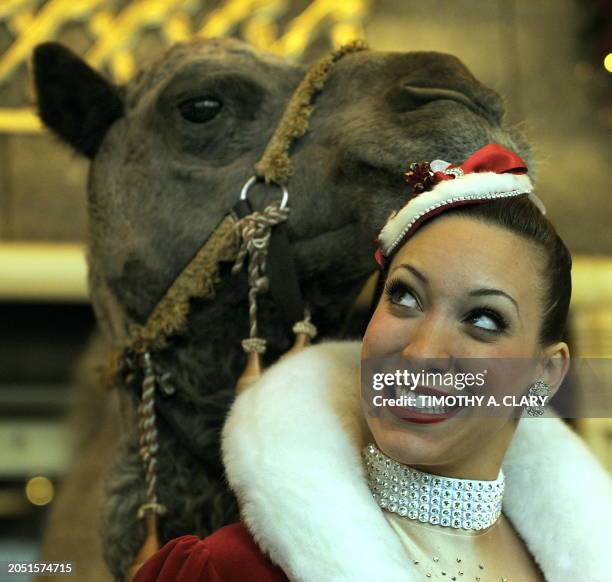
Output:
[
  {"xmin": 178, "ymin": 96, "xmax": 222, "ymax": 123},
  {"xmin": 384, "ymin": 279, "xmax": 420, "ymax": 309},
  {"xmin": 466, "ymin": 309, "xmax": 507, "ymax": 334},
  {"xmin": 394, "ymin": 290, "xmax": 419, "ymax": 308}
]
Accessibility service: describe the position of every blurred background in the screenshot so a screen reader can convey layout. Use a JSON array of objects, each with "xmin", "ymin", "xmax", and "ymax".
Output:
[{"xmin": 0, "ymin": 1, "xmax": 610, "ymax": 580}]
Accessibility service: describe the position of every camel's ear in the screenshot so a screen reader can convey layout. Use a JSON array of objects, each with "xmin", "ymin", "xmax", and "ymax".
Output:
[{"xmin": 32, "ymin": 42, "xmax": 123, "ymax": 158}]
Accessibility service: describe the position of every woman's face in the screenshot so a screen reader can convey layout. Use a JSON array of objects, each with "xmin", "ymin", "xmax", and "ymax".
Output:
[{"xmin": 362, "ymin": 214, "xmax": 568, "ymax": 478}]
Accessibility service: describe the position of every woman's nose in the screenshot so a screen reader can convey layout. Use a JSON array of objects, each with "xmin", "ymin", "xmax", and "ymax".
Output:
[{"xmin": 401, "ymin": 314, "xmax": 453, "ymax": 365}]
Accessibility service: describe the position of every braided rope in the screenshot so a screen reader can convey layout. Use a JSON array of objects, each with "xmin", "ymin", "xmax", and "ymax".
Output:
[
  {"xmin": 255, "ymin": 39, "xmax": 368, "ymax": 185},
  {"xmin": 232, "ymin": 201, "xmax": 290, "ymax": 350},
  {"xmin": 137, "ymin": 352, "xmax": 166, "ymax": 517}
]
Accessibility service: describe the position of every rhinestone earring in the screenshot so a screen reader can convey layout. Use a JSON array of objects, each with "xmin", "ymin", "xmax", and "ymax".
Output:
[{"xmin": 525, "ymin": 380, "xmax": 550, "ymax": 417}]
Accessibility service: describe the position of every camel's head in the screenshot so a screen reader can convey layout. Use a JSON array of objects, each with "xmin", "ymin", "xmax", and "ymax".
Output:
[{"xmin": 33, "ymin": 38, "xmax": 527, "ymax": 342}]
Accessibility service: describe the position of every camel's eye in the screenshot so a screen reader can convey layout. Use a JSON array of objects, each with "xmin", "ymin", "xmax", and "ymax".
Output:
[{"xmin": 178, "ymin": 96, "xmax": 222, "ymax": 123}]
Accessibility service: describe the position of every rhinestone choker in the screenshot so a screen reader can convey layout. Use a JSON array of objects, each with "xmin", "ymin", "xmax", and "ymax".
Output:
[{"xmin": 363, "ymin": 443, "xmax": 504, "ymax": 531}]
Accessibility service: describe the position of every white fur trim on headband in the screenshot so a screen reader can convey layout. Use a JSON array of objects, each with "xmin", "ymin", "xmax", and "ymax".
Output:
[{"xmin": 378, "ymin": 172, "xmax": 543, "ymax": 257}]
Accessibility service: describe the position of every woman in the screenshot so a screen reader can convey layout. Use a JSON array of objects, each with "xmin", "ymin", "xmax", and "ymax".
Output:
[{"xmin": 134, "ymin": 144, "xmax": 611, "ymax": 581}]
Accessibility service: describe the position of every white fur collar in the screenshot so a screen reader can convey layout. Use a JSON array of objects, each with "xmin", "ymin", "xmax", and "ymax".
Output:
[{"xmin": 222, "ymin": 341, "xmax": 612, "ymax": 581}]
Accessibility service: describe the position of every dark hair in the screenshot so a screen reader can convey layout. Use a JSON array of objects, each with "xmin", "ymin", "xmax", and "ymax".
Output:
[{"xmin": 373, "ymin": 195, "xmax": 572, "ymax": 346}]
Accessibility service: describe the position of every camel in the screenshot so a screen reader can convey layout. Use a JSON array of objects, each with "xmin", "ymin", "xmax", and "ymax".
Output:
[{"xmin": 32, "ymin": 37, "xmax": 528, "ymax": 580}]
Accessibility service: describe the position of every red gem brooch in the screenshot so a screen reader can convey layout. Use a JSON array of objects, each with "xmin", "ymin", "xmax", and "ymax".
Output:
[{"xmin": 405, "ymin": 162, "xmax": 435, "ymax": 194}]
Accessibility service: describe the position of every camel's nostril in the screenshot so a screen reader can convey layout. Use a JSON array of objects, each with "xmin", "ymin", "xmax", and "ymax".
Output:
[
  {"xmin": 386, "ymin": 83, "xmax": 487, "ymax": 119},
  {"xmin": 403, "ymin": 85, "xmax": 479, "ymax": 111}
]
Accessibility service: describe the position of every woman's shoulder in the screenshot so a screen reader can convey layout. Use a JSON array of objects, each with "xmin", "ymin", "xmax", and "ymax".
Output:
[{"xmin": 133, "ymin": 523, "xmax": 288, "ymax": 582}]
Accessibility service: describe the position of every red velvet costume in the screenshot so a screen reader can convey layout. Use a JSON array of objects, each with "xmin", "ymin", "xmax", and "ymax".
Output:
[{"xmin": 133, "ymin": 523, "xmax": 287, "ymax": 581}]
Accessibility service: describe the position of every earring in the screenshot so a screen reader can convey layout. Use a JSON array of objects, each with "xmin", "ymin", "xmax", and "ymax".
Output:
[{"xmin": 525, "ymin": 380, "xmax": 550, "ymax": 417}]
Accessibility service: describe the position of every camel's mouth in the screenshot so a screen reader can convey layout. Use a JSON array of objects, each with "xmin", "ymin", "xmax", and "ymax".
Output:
[
  {"xmin": 291, "ymin": 219, "xmax": 357, "ymax": 245},
  {"xmin": 288, "ymin": 220, "xmax": 363, "ymax": 280}
]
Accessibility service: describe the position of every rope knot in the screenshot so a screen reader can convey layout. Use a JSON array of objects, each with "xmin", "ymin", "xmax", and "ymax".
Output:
[
  {"xmin": 232, "ymin": 201, "xmax": 290, "ymax": 343},
  {"xmin": 231, "ymin": 201, "xmax": 290, "ymax": 276},
  {"xmin": 241, "ymin": 337, "xmax": 267, "ymax": 354},
  {"xmin": 137, "ymin": 502, "xmax": 168, "ymax": 519}
]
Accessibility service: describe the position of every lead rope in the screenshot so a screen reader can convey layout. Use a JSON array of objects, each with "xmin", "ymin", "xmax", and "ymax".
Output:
[
  {"xmin": 231, "ymin": 201, "xmax": 289, "ymax": 393},
  {"xmin": 231, "ymin": 199, "xmax": 318, "ymax": 392}
]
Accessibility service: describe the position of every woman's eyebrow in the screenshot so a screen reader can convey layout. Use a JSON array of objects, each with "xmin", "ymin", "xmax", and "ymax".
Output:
[
  {"xmin": 469, "ymin": 288, "xmax": 519, "ymax": 314},
  {"xmin": 391, "ymin": 263, "xmax": 428, "ymax": 285},
  {"xmin": 391, "ymin": 265, "xmax": 520, "ymax": 316}
]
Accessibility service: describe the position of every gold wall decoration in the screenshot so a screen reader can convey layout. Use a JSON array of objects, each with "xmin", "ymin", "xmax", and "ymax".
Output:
[{"xmin": 0, "ymin": 0, "xmax": 370, "ymax": 133}]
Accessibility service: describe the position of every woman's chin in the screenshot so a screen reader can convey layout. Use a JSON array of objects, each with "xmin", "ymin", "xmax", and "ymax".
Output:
[{"xmin": 367, "ymin": 417, "xmax": 460, "ymax": 468}]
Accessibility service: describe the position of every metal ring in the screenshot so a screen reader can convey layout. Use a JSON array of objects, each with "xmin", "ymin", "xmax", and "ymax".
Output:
[{"xmin": 239, "ymin": 175, "xmax": 289, "ymax": 210}]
